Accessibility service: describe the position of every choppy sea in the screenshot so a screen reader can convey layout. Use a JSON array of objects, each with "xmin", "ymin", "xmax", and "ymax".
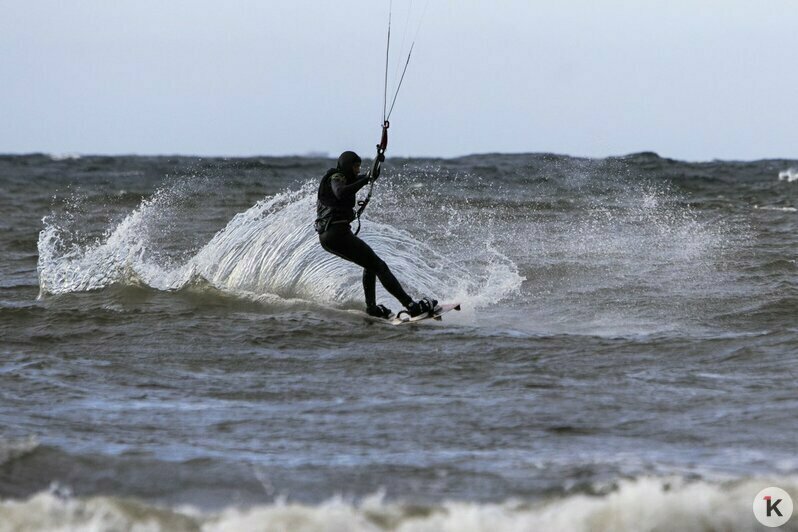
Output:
[{"xmin": 1, "ymin": 152, "xmax": 798, "ymax": 531}]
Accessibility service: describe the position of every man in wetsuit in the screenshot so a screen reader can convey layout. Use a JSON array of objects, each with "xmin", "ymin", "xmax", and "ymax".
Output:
[{"xmin": 315, "ymin": 150, "xmax": 437, "ymax": 319}]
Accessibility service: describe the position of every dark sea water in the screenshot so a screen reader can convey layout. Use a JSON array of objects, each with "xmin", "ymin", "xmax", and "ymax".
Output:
[{"xmin": 1, "ymin": 152, "xmax": 797, "ymax": 530}]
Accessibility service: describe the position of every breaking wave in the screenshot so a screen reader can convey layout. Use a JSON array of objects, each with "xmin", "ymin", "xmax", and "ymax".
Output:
[
  {"xmin": 2, "ymin": 476, "xmax": 795, "ymax": 532},
  {"xmin": 778, "ymin": 167, "xmax": 798, "ymax": 183}
]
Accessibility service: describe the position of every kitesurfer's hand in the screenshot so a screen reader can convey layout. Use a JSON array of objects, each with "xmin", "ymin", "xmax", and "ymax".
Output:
[{"xmin": 377, "ymin": 152, "xmax": 385, "ymax": 163}]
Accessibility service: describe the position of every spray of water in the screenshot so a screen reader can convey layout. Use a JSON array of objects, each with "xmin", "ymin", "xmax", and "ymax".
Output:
[
  {"xmin": 37, "ymin": 177, "xmax": 524, "ymax": 312},
  {"xmin": 778, "ymin": 167, "xmax": 798, "ymax": 183}
]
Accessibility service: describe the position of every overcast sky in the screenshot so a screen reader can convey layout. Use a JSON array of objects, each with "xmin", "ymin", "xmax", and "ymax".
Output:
[{"xmin": 1, "ymin": 1, "xmax": 796, "ymax": 160}]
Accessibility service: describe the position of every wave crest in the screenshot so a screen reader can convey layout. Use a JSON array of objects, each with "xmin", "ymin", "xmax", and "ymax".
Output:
[
  {"xmin": 2, "ymin": 476, "xmax": 795, "ymax": 531},
  {"xmin": 779, "ymin": 167, "xmax": 798, "ymax": 183}
]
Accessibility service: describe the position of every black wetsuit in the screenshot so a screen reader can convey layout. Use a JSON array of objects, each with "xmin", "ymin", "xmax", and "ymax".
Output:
[{"xmin": 315, "ymin": 167, "xmax": 412, "ymax": 308}]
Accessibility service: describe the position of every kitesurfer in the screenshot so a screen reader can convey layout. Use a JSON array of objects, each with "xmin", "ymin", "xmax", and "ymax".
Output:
[{"xmin": 315, "ymin": 150, "xmax": 436, "ymax": 319}]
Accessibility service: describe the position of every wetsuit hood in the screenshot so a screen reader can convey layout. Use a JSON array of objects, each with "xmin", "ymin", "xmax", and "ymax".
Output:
[{"xmin": 337, "ymin": 151, "xmax": 361, "ymax": 179}]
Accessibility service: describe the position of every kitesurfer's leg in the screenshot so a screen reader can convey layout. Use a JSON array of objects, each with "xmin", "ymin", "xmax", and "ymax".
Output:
[
  {"xmin": 363, "ymin": 269, "xmax": 377, "ymax": 308},
  {"xmin": 319, "ymin": 227, "xmax": 412, "ymax": 307}
]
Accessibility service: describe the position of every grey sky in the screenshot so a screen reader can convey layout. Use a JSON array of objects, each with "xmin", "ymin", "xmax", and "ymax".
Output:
[{"xmin": 2, "ymin": 1, "xmax": 795, "ymax": 160}]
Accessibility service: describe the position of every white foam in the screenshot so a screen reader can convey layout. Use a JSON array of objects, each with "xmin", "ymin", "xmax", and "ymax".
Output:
[
  {"xmin": 48, "ymin": 153, "xmax": 81, "ymax": 161},
  {"xmin": 1, "ymin": 476, "xmax": 795, "ymax": 532},
  {"xmin": 754, "ymin": 205, "xmax": 798, "ymax": 213},
  {"xmin": 778, "ymin": 168, "xmax": 798, "ymax": 182}
]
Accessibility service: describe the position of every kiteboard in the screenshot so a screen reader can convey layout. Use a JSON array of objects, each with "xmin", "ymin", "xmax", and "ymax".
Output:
[{"xmin": 388, "ymin": 302, "xmax": 461, "ymax": 325}]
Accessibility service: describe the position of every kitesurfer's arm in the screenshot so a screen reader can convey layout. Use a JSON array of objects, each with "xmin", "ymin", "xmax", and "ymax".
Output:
[{"xmin": 331, "ymin": 174, "xmax": 370, "ymax": 199}]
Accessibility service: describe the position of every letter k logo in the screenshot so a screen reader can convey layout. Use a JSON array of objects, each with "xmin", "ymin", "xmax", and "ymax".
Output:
[
  {"xmin": 765, "ymin": 496, "xmax": 783, "ymax": 517},
  {"xmin": 754, "ymin": 487, "xmax": 792, "ymax": 527}
]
